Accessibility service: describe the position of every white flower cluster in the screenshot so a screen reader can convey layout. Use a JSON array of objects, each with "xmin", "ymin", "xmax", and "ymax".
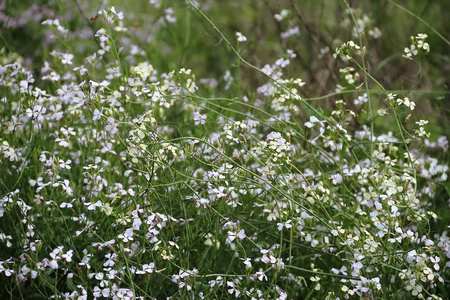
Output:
[
  {"xmin": 403, "ymin": 33, "xmax": 430, "ymax": 59},
  {"xmin": 333, "ymin": 40, "xmax": 361, "ymax": 60}
]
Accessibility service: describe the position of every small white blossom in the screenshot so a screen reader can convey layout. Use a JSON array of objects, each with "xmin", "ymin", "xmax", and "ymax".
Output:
[
  {"xmin": 236, "ymin": 32, "xmax": 247, "ymax": 42},
  {"xmin": 193, "ymin": 111, "xmax": 207, "ymax": 125}
]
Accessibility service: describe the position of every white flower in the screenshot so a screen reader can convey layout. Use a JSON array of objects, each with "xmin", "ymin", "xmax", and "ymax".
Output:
[
  {"xmin": 281, "ymin": 26, "xmax": 300, "ymax": 39},
  {"xmin": 277, "ymin": 220, "xmax": 292, "ymax": 230},
  {"xmin": 165, "ymin": 8, "xmax": 176, "ymax": 23},
  {"xmin": 416, "ymin": 33, "xmax": 428, "ymax": 40},
  {"xmin": 110, "ymin": 6, "xmax": 124, "ymax": 20},
  {"xmin": 252, "ymin": 271, "xmax": 267, "ymax": 281},
  {"xmin": 405, "ymin": 279, "xmax": 422, "ymax": 296},
  {"xmin": 236, "ymin": 32, "xmax": 247, "ymax": 42},
  {"xmin": 416, "ymin": 119, "xmax": 428, "ymax": 126},
  {"xmin": 41, "ymin": 19, "xmax": 68, "ymax": 34},
  {"xmin": 48, "ymin": 260, "xmax": 59, "ymax": 269},
  {"xmin": 403, "ymin": 45, "xmax": 418, "ymax": 58},
  {"xmin": 27, "ymin": 105, "xmax": 46, "ymax": 122},
  {"xmin": 84, "ymin": 200, "xmax": 102, "ymax": 211},
  {"xmin": 236, "ymin": 229, "xmax": 246, "ymax": 239},
  {"xmin": 241, "ymin": 258, "xmax": 252, "ymax": 268},
  {"xmin": 305, "ymin": 116, "xmax": 320, "ymax": 128},
  {"xmin": 118, "ymin": 228, "xmax": 134, "ymax": 242},
  {"xmin": 417, "ymin": 40, "xmax": 430, "ymax": 51},
  {"xmin": 377, "ymin": 108, "xmax": 388, "ymax": 116},
  {"xmin": 368, "ymin": 27, "xmax": 382, "ymax": 39},
  {"xmin": 193, "ymin": 111, "xmax": 207, "ymax": 125},
  {"xmin": 59, "ymin": 159, "xmax": 72, "ymax": 169},
  {"xmin": 227, "ymin": 229, "xmax": 246, "ymax": 243},
  {"xmin": 61, "ymin": 53, "xmax": 74, "ymax": 65},
  {"xmin": 93, "ymin": 108, "xmax": 102, "ymax": 121},
  {"xmin": 403, "ymin": 97, "xmax": 415, "ymax": 110},
  {"xmin": 136, "ymin": 263, "xmax": 155, "ymax": 274},
  {"xmin": 274, "ymin": 9, "xmax": 289, "ymax": 21},
  {"xmin": 354, "ymin": 93, "xmax": 368, "ymax": 105}
]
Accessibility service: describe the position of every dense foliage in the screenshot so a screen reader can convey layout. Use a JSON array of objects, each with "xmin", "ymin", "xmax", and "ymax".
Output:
[{"xmin": 1, "ymin": 0, "xmax": 449, "ymax": 299}]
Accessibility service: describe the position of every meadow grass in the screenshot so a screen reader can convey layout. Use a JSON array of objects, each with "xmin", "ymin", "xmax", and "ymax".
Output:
[{"xmin": 0, "ymin": 0, "xmax": 449, "ymax": 299}]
